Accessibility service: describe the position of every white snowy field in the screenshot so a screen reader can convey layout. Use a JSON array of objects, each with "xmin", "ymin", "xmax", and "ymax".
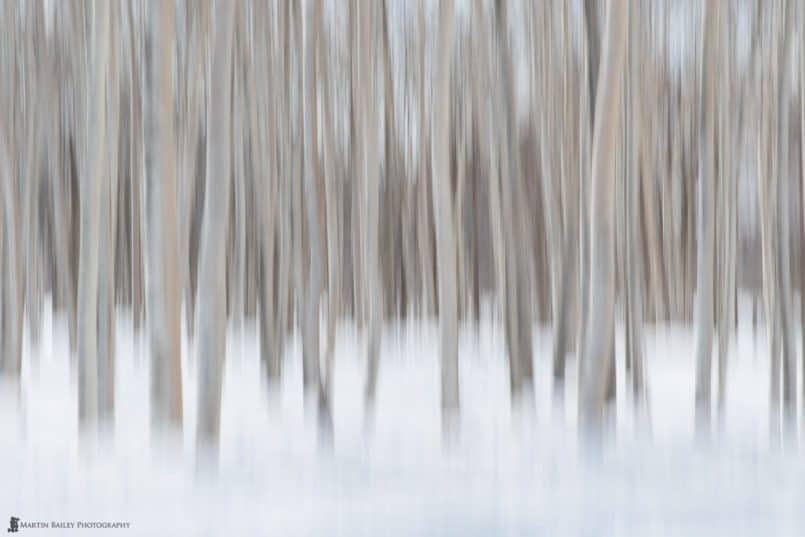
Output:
[{"xmin": 2, "ymin": 295, "xmax": 805, "ymax": 536}]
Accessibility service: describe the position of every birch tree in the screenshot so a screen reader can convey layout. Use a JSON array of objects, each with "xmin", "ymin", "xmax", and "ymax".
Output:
[
  {"xmin": 302, "ymin": 0, "xmax": 323, "ymax": 415},
  {"xmin": 196, "ymin": 0, "xmax": 235, "ymax": 454},
  {"xmin": 578, "ymin": 0, "xmax": 628, "ymax": 431},
  {"xmin": 98, "ymin": 1, "xmax": 120, "ymax": 423},
  {"xmin": 693, "ymin": 0, "xmax": 719, "ymax": 433},
  {"xmin": 773, "ymin": 0, "xmax": 796, "ymax": 430},
  {"xmin": 147, "ymin": 0, "xmax": 183, "ymax": 430},
  {"xmin": 361, "ymin": 0, "xmax": 383, "ymax": 415},
  {"xmin": 0, "ymin": 100, "xmax": 20, "ymax": 379},
  {"xmin": 432, "ymin": 0, "xmax": 459, "ymax": 424},
  {"xmin": 78, "ymin": 0, "xmax": 110, "ymax": 427}
]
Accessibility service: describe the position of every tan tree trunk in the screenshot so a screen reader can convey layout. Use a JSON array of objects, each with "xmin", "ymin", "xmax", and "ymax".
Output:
[
  {"xmin": 196, "ymin": 0, "xmax": 235, "ymax": 455},
  {"xmin": 148, "ymin": 0, "xmax": 183, "ymax": 430},
  {"xmin": 431, "ymin": 0, "xmax": 459, "ymax": 428},
  {"xmin": 693, "ymin": 0, "xmax": 720, "ymax": 433},
  {"xmin": 578, "ymin": 0, "xmax": 628, "ymax": 431},
  {"xmin": 78, "ymin": 0, "xmax": 111, "ymax": 428}
]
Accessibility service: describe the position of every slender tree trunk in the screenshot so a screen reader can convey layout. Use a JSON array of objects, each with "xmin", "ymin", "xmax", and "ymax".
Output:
[
  {"xmin": 180, "ymin": 13, "xmax": 202, "ymax": 339},
  {"xmin": 578, "ymin": 0, "xmax": 628, "ymax": 431},
  {"xmin": 252, "ymin": 1, "xmax": 280, "ymax": 381},
  {"xmin": 148, "ymin": 0, "xmax": 183, "ymax": 430},
  {"xmin": 693, "ymin": 0, "xmax": 720, "ymax": 433},
  {"xmin": 627, "ymin": 0, "xmax": 647, "ymax": 405},
  {"xmin": 362, "ymin": 0, "xmax": 384, "ymax": 416},
  {"xmin": 196, "ymin": 0, "xmax": 235, "ymax": 454},
  {"xmin": 431, "ymin": 0, "xmax": 459, "ymax": 425},
  {"xmin": 320, "ymin": 7, "xmax": 339, "ymax": 426},
  {"xmin": 800, "ymin": 0, "xmax": 805, "ymax": 410},
  {"xmin": 273, "ymin": 0, "xmax": 292, "ymax": 380},
  {"xmin": 0, "ymin": 104, "xmax": 20, "ymax": 378},
  {"xmin": 759, "ymin": 70, "xmax": 781, "ymax": 438},
  {"xmin": 97, "ymin": 1, "xmax": 119, "ymax": 423},
  {"xmin": 716, "ymin": 8, "xmax": 736, "ymax": 420},
  {"xmin": 128, "ymin": 0, "xmax": 145, "ymax": 334},
  {"xmin": 22, "ymin": 0, "xmax": 44, "ymax": 349},
  {"xmin": 417, "ymin": 1, "xmax": 435, "ymax": 317},
  {"xmin": 78, "ymin": 0, "xmax": 110, "ymax": 427},
  {"xmin": 774, "ymin": 0, "xmax": 796, "ymax": 430},
  {"xmin": 302, "ymin": 0, "xmax": 323, "ymax": 410}
]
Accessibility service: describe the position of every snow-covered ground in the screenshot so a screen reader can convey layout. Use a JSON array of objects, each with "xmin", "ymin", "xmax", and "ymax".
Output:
[{"xmin": 2, "ymin": 295, "xmax": 805, "ymax": 536}]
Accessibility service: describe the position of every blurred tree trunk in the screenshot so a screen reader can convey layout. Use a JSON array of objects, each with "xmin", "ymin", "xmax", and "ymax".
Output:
[
  {"xmin": 0, "ymin": 102, "xmax": 20, "ymax": 378},
  {"xmin": 758, "ymin": 18, "xmax": 781, "ymax": 437},
  {"xmin": 431, "ymin": 0, "xmax": 459, "ymax": 426},
  {"xmin": 475, "ymin": 3, "xmax": 507, "ymax": 381},
  {"xmin": 98, "ymin": 1, "xmax": 120, "ymax": 423},
  {"xmin": 22, "ymin": 0, "xmax": 45, "ymax": 349},
  {"xmin": 302, "ymin": 0, "xmax": 323, "ymax": 410},
  {"xmin": 196, "ymin": 0, "xmax": 235, "ymax": 453},
  {"xmin": 716, "ymin": 5, "xmax": 736, "ymax": 420},
  {"xmin": 320, "ymin": 3, "xmax": 339, "ymax": 427},
  {"xmin": 274, "ymin": 0, "xmax": 292, "ymax": 380},
  {"xmin": 535, "ymin": 2, "xmax": 565, "ymax": 393},
  {"xmin": 626, "ymin": 0, "xmax": 646, "ymax": 404},
  {"xmin": 497, "ymin": 0, "xmax": 533, "ymax": 398},
  {"xmin": 800, "ymin": 0, "xmax": 805, "ymax": 406},
  {"xmin": 693, "ymin": 0, "xmax": 719, "ymax": 433},
  {"xmin": 362, "ymin": 0, "xmax": 383, "ymax": 416},
  {"xmin": 417, "ymin": 0, "xmax": 435, "ymax": 318},
  {"xmin": 127, "ymin": 0, "xmax": 145, "ymax": 334},
  {"xmin": 78, "ymin": 0, "xmax": 110, "ymax": 427},
  {"xmin": 551, "ymin": 0, "xmax": 581, "ymax": 393},
  {"xmin": 252, "ymin": 1, "xmax": 280, "ymax": 381},
  {"xmin": 579, "ymin": 0, "xmax": 628, "ymax": 430},
  {"xmin": 774, "ymin": 0, "xmax": 796, "ymax": 430},
  {"xmin": 46, "ymin": 10, "xmax": 77, "ymax": 356},
  {"xmin": 180, "ymin": 8, "xmax": 203, "ymax": 339},
  {"xmin": 148, "ymin": 0, "xmax": 183, "ymax": 430}
]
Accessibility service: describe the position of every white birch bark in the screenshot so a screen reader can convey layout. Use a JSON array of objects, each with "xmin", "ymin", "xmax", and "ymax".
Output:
[
  {"xmin": 416, "ymin": 1, "xmax": 435, "ymax": 317},
  {"xmin": 320, "ymin": 10, "xmax": 339, "ymax": 414},
  {"xmin": 362, "ymin": 0, "xmax": 383, "ymax": 413},
  {"xmin": 0, "ymin": 102, "xmax": 20, "ymax": 377},
  {"xmin": 431, "ymin": 0, "xmax": 459, "ymax": 420},
  {"xmin": 196, "ymin": 0, "xmax": 235, "ymax": 453},
  {"xmin": 693, "ymin": 0, "xmax": 720, "ymax": 433},
  {"xmin": 578, "ymin": 0, "xmax": 628, "ymax": 430},
  {"xmin": 78, "ymin": 0, "xmax": 110, "ymax": 427},
  {"xmin": 302, "ymin": 0, "xmax": 322, "ymax": 406},
  {"xmin": 626, "ymin": 0, "xmax": 647, "ymax": 405},
  {"xmin": 774, "ymin": 0, "xmax": 796, "ymax": 429},
  {"xmin": 800, "ymin": 0, "xmax": 805, "ymax": 407},
  {"xmin": 147, "ymin": 0, "xmax": 183, "ymax": 430},
  {"xmin": 98, "ymin": 1, "xmax": 119, "ymax": 423}
]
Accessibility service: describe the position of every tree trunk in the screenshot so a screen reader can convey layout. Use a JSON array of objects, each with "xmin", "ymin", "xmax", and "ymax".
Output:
[
  {"xmin": 0, "ymin": 102, "xmax": 20, "ymax": 378},
  {"xmin": 578, "ymin": 0, "xmax": 628, "ymax": 431},
  {"xmin": 431, "ymin": 0, "xmax": 459, "ymax": 427},
  {"xmin": 98, "ymin": 1, "xmax": 120, "ymax": 423},
  {"xmin": 148, "ymin": 0, "xmax": 183, "ymax": 430},
  {"xmin": 362, "ymin": 0, "xmax": 383, "ymax": 415},
  {"xmin": 302, "ymin": 0, "xmax": 323, "ymax": 409},
  {"xmin": 693, "ymin": 0, "xmax": 719, "ymax": 433},
  {"xmin": 774, "ymin": 0, "xmax": 796, "ymax": 430},
  {"xmin": 196, "ymin": 0, "xmax": 235, "ymax": 454},
  {"xmin": 78, "ymin": 0, "xmax": 110, "ymax": 428}
]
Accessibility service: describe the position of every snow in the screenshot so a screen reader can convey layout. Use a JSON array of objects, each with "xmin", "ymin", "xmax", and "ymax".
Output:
[{"xmin": 2, "ymin": 295, "xmax": 805, "ymax": 536}]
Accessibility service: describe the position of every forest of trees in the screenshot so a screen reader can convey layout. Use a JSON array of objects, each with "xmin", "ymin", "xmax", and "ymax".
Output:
[{"xmin": 1, "ymin": 0, "xmax": 804, "ymax": 460}]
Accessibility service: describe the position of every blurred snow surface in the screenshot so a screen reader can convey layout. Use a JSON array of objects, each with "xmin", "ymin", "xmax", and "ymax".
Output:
[{"xmin": 2, "ymin": 295, "xmax": 805, "ymax": 536}]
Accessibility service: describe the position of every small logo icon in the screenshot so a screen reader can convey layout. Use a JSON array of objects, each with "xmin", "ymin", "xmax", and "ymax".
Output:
[{"xmin": 7, "ymin": 517, "xmax": 19, "ymax": 533}]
